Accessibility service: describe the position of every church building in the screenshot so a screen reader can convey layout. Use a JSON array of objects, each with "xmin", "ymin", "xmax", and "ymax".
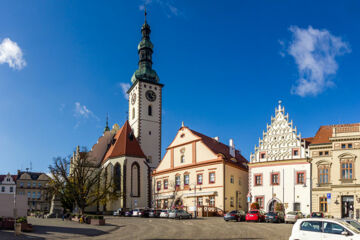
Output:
[{"xmin": 248, "ymin": 101, "xmax": 312, "ymax": 215}]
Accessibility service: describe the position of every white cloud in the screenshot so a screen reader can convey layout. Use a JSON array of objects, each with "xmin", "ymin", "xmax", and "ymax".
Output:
[
  {"xmin": 285, "ymin": 26, "xmax": 350, "ymax": 97},
  {"xmin": 0, "ymin": 38, "xmax": 26, "ymax": 70},
  {"xmin": 73, "ymin": 102, "xmax": 99, "ymax": 128},
  {"xmin": 139, "ymin": 0, "xmax": 181, "ymax": 17},
  {"xmin": 118, "ymin": 82, "xmax": 131, "ymax": 100}
]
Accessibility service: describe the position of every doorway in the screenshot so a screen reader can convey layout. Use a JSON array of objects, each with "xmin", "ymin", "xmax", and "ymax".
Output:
[
  {"xmin": 268, "ymin": 200, "xmax": 278, "ymax": 212},
  {"xmin": 341, "ymin": 196, "xmax": 354, "ymax": 218}
]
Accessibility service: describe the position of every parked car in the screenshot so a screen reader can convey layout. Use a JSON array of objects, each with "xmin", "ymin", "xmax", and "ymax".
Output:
[
  {"xmin": 124, "ymin": 210, "xmax": 133, "ymax": 217},
  {"xmin": 289, "ymin": 218, "xmax": 360, "ymax": 240},
  {"xmin": 160, "ymin": 210, "xmax": 170, "ymax": 218},
  {"xmin": 245, "ymin": 210, "xmax": 265, "ymax": 222},
  {"xmin": 149, "ymin": 209, "xmax": 161, "ymax": 218},
  {"xmin": 341, "ymin": 219, "xmax": 360, "ymax": 231},
  {"xmin": 224, "ymin": 210, "xmax": 246, "ymax": 222},
  {"xmin": 265, "ymin": 212, "xmax": 284, "ymax": 223},
  {"xmin": 113, "ymin": 208, "xmax": 126, "ymax": 216},
  {"xmin": 168, "ymin": 209, "xmax": 192, "ymax": 219},
  {"xmin": 311, "ymin": 212, "xmax": 324, "ymax": 218},
  {"xmin": 132, "ymin": 208, "xmax": 143, "ymax": 217},
  {"xmin": 285, "ymin": 211, "xmax": 303, "ymax": 224},
  {"xmin": 139, "ymin": 209, "xmax": 151, "ymax": 218}
]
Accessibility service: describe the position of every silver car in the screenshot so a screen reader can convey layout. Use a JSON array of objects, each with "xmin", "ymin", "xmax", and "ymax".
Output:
[
  {"xmin": 159, "ymin": 210, "xmax": 170, "ymax": 218},
  {"xmin": 168, "ymin": 209, "xmax": 192, "ymax": 219},
  {"xmin": 285, "ymin": 211, "xmax": 304, "ymax": 223}
]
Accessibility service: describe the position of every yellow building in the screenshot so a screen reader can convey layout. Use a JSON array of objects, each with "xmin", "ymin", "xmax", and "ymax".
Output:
[
  {"xmin": 310, "ymin": 123, "xmax": 360, "ymax": 218},
  {"xmin": 152, "ymin": 124, "xmax": 248, "ymax": 216}
]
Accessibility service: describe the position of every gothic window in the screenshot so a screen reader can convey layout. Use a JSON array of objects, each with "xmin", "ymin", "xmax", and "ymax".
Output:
[
  {"xmin": 131, "ymin": 162, "xmax": 140, "ymax": 197},
  {"xmin": 114, "ymin": 163, "xmax": 121, "ymax": 191},
  {"xmin": 148, "ymin": 105, "xmax": 152, "ymax": 116},
  {"xmin": 132, "ymin": 108, "xmax": 135, "ymax": 119}
]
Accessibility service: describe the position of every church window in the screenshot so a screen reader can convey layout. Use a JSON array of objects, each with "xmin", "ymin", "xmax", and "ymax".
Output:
[
  {"xmin": 180, "ymin": 155, "xmax": 185, "ymax": 163},
  {"xmin": 149, "ymin": 131, "xmax": 151, "ymax": 135},
  {"xmin": 114, "ymin": 163, "xmax": 121, "ymax": 191},
  {"xmin": 164, "ymin": 179, "xmax": 168, "ymax": 189},
  {"xmin": 131, "ymin": 163, "xmax": 140, "ymax": 197},
  {"xmin": 148, "ymin": 105, "xmax": 152, "ymax": 116},
  {"xmin": 132, "ymin": 108, "xmax": 135, "ymax": 119}
]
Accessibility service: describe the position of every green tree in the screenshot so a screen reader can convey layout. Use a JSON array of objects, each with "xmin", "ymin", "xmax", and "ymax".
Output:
[{"xmin": 250, "ymin": 202, "xmax": 260, "ymax": 210}]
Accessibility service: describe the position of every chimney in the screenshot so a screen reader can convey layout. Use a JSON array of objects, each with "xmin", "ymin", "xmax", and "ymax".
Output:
[
  {"xmin": 229, "ymin": 139, "xmax": 235, "ymax": 157},
  {"xmin": 213, "ymin": 136, "xmax": 219, "ymax": 141}
]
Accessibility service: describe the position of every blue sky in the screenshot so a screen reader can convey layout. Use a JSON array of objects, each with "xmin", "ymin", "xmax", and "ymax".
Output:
[{"xmin": 1, "ymin": 0, "xmax": 359, "ymax": 174}]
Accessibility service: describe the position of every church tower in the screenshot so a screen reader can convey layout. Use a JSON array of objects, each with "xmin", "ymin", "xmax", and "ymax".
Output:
[{"xmin": 127, "ymin": 11, "xmax": 163, "ymax": 170}]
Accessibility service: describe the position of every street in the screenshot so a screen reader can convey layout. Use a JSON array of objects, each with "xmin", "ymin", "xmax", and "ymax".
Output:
[{"xmin": 0, "ymin": 216, "xmax": 293, "ymax": 240}]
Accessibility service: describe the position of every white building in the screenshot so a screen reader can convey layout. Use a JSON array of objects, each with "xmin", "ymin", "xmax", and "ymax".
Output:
[
  {"xmin": 248, "ymin": 101, "xmax": 312, "ymax": 215},
  {"xmin": 0, "ymin": 173, "xmax": 17, "ymax": 194}
]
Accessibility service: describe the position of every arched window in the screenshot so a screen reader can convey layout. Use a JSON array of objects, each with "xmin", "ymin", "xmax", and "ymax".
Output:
[
  {"xmin": 131, "ymin": 162, "xmax": 140, "ymax": 197},
  {"xmin": 114, "ymin": 163, "xmax": 121, "ymax": 191},
  {"xmin": 132, "ymin": 108, "xmax": 135, "ymax": 119},
  {"xmin": 148, "ymin": 105, "xmax": 152, "ymax": 116}
]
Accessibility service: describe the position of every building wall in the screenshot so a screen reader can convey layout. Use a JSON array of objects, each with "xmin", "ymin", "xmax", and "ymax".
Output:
[
  {"xmin": 0, "ymin": 194, "xmax": 28, "ymax": 217},
  {"xmin": 249, "ymin": 160, "xmax": 311, "ymax": 215},
  {"xmin": 224, "ymin": 164, "xmax": 248, "ymax": 212}
]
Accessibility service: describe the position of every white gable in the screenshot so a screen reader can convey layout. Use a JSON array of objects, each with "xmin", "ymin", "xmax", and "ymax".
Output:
[{"xmin": 250, "ymin": 101, "xmax": 308, "ymax": 162}]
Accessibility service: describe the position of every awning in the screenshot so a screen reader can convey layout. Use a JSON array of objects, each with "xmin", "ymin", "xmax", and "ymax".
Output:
[
  {"xmin": 155, "ymin": 194, "xmax": 175, "ymax": 200},
  {"xmin": 183, "ymin": 191, "xmax": 218, "ymax": 198}
]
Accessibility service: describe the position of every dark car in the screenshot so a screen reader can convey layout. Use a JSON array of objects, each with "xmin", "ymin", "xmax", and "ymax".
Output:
[
  {"xmin": 265, "ymin": 212, "xmax": 284, "ymax": 223},
  {"xmin": 125, "ymin": 210, "xmax": 133, "ymax": 217},
  {"xmin": 224, "ymin": 210, "xmax": 246, "ymax": 222},
  {"xmin": 311, "ymin": 212, "xmax": 324, "ymax": 218},
  {"xmin": 149, "ymin": 209, "xmax": 161, "ymax": 218},
  {"xmin": 139, "ymin": 209, "xmax": 151, "ymax": 218}
]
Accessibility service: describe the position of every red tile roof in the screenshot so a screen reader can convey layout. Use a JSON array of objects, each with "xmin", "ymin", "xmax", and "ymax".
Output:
[
  {"xmin": 101, "ymin": 121, "xmax": 146, "ymax": 164},
  {"xmin": 310, "ymin": 123, "xmax": 360, "ymax": 145},
  {"xmin": 189, "ymin": 129, "xmax": 248, "ymax": 169}
]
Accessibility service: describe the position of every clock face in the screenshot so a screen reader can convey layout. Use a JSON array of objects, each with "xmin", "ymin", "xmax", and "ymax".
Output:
[
  {"xmin": 131, "ymin": 93, "xmax": 136, "ymax": 105},
  {"xmin": 145, "ymin": 90, "xmax": 156, "ymax": 102}
]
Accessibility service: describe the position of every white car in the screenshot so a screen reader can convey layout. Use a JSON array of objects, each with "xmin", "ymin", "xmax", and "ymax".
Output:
[
  {"xmin": 132, "ymin": 208, "xmax": 143, "ymax": 217},
  {"xmin": 289, "ymin": 218, "xmax": 360, "ymax": 240},
  {"xmin": 160, "ymin": 210, "xmax": 170, "ymax": 218}
]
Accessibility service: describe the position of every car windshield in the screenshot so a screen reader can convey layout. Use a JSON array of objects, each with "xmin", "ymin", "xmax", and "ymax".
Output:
[
  {"xmin": 266, "ymin": 212, "xmax": 276, "ymax": 216},
  {"xmin": 344, "ymin": 220, "xmax": 360, "ymax": 232},
  {"xmin": 337, "ymin": 221, "xmax": 360, "ymax": 234},
  {"xmin": 249, "ymin": 211, "xmax": 258, "ymax": 214}
]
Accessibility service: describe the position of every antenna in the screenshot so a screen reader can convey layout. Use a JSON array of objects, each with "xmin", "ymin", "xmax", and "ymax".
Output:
[{"xmin": 30, "ymin": 161, "xmax": 32, "ymax": 171}]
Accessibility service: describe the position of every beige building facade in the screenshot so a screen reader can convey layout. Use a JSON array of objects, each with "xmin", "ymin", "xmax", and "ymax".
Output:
[
  {"xmin": 152, "ymin": 126, "xmax": 248, "ymax": 216},
  {"xmin": 310, "ymin": 123, "xmax": 360, "ymax": 219}
]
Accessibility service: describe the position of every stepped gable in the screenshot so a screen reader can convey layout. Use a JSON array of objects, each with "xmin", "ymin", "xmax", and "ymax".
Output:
[
  {"xmin": 101, "ymin": 120, "xmax": 146, "ymax": 165},
  {"xmin": 251, "ymin": 101, "xmax": 307, "ymax": 162},
  {"xmin": 189, "ymin": 129, "xmax": 248, "ymax": 170}
]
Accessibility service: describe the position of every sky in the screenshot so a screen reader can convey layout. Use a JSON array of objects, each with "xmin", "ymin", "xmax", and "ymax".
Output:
[{"xmin": 1, "ymin": 0, "xmax": 360, "ymax": 174}]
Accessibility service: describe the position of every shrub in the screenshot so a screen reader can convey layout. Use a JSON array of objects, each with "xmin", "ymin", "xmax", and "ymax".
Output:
[
  {"xmin": 250, "ymin": 202, "xmax": 260, "ymax": 210},
  {"xmin": 274, "ymin": 202, "xmax": 284, "ymax": 213},
  {"xmin": 16, "ymin": 217, "xmax": 27, "ymax": 223}
]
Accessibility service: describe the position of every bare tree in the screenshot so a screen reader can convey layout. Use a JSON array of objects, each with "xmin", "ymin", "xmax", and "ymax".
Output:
[{"xmin": 48, "ymin": 151, "xmax": 115, "ymax": 214}]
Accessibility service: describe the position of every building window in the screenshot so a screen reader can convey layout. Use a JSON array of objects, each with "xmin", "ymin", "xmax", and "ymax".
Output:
[
  {"xmin": 254, "ymin": 174, "xmax": 262, "ymax": 186},
  {"xmin": 175, "ymin": 175, "xmax": 181, "ymax": 187},
  {"xmin": 37, "ymin": 192, "xmax": 41, "ymax": 199},
  {"xmin": 197, "ymin": 174, "xmax": 203, "ymax": 185},
  {"xmin": 341, "ymin": 144, "xmax": 346, "ymax": 149},
  {"xmin": 325, "ymin": 151, "xmax": 329, "ymax": 156},
  {"xmin": 1, "ymin": 186, "xmax": 4, "ymax": 192},
  {"xmin": 230, "ymin": 175, "xmax": 234, "ymax": 184},
  {"xmin": 164, "ymin": 179, "xmax": 168, "ymax": 189},
  {"xmin": 6, "ymin": 178, "xmax": 10, "ymax": 182},
  {"xmin": 132, "ymin": 107, "xmax": 135, "ymax": 119},
  {"xmin": 293, "ymin": 149, "xmax": 299, "ymax": 156},
  {"xmin": 271, "ymin": 173, "xmax": 280, "ymax": 185},
  {"xmin": 209, "ymin": 172, "xmax": 215, "ymax": 184},
  {"xmin": 156, "ymin": 200, "xmax": 161, "ymax": 209},
  {"xmin": 157, "ymin": 181, "xmax": 161, "ymax": 191},
  {"xmin": 296, "ymin": 172, "xmax": 305, "ymax": 184},
  {"xmin": 32, "ymin": 192, "xmax": 36, "ymax": 198},
  {"xmin": 27, "ymin": 182, "xmax": 30, "ymax": 188},
  {"xmin": 319, "ymin": 151, "xmax": 323, "ymax": 156},
  {"xmin": 20, "ymin": 182, "xmax": 23, "ymax": 188},
  {"xmin": 180, "ymin": 155, "xmax": 185, "ymax": 163},
  {"xmin": 255, "ymin": 196, "xmax": 264, "ymax": 209},
  {"xmin": 10, "ymin": 187, "xmax": 13, "ymax": 192},
  {"xmin": 341, "ymin": 160, "xmax": 353, "ymax": 179},
  {"xmin": 197, "ymin": 197, "xmax": 203, "ymax": 206},
  {"xmin": 320, "ymin": 197, "xmax": 327, "ymax": 212},
  {"xmin": 27, "ymin": 192, "xmax": 30, "ymax": 198},
  {"xmin": 131, "ymin": 162, "xmax": 140, "ymax": 197},
  {"xmin": 209, "ymin": 196, "xmax": 215, "ymax": 207},
  {"xmin": 348, "ymin": 143, "xmax": 353, "ymax": 148},
  {"xmin": 238, "ymin": 178, "xmax": 241, "ymax": 185},
  {"xmin": 164, "ymin": 199, "xmax": 168, "ymax": 209},
  {"xmin": 184, "ymin": 174, "xmax": 190, "ymax": 186},
  {"xmin": 230, "ymin": 197, "xmax": 234, "ymax": 207},
  {"xmin": 319, "ymin": 166, "xmax": 330, "ymax": 184},
  {"xmin": 148, "ymin": 105, "xmax": 152, "ymax": 116},
  {"xmin": 294, "ymin": 202, "xmax": 300, "ymax": 211},
  {"xmin": 114, "ymin": 163, "xmax": 121, "ymax": 191},
  {"xmin": 38, "ymin": 183, "xmax": 41, "ymax": 188},
  {"xmin": 260, "ymin": 152, "xmax": 266, "ymax": 159},
  {"xmin": 33, "ymin": 182, "xmax": 36, "ymax": 187}
]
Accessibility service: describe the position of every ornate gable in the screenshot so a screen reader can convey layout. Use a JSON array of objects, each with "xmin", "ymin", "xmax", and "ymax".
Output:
[{"xmin": 250, "ymin": 101, "xmax": 308, "ymax": 162}]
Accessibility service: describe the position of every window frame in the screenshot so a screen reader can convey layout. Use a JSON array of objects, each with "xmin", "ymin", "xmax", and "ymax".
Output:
[
  {"xmin": 156, "ymin": 181, "xmax": 162, "ymax": 191},
  {"xmin": 320, "ymin": 197, "xmax": 328, "ymax": 212},
  {"xmin": 255, "ymin": 196, "xmax": 264, "ymax": 209},
  {"xmin": 254, "ymin": 174, "xmax": 263, "ymax": 186},
  {"xmin": 318, "ymin": 165, "xmax": 330, "ymax": 184},
  {"xmin": 209, "ymin": 196, "xmax": 215, "ymax": 207},
  {"xmin": 184, "ymin": 174, "xmax": 190, "ymax": 186},
  {"xmin": 270, "ymin": 172, "xmax": 280, "ymax": 186},
  {"xmin": 197, "ymin": 174, "xmax": 203, "ymax": 185},
  {"xmin": 163, "ymin": 179, "xmax": 168, "ymax": 189},
  {"xmin": 175, "ymin": 175, "xmax": 181, "ymax": 187},
  {"xmin": 296, "ymin": 171, "xmax": 306, "ymax": 185},
  {"xmin": 340, "ymin": 159, "xmax": 354, "ymax": 180},
  {"xmin": 230, "ymin": 175, "xmax": 234, "ymax": 184},
  {"xmin": 209, "ymin": 172, "xmax": 215, "ymax": 184}
]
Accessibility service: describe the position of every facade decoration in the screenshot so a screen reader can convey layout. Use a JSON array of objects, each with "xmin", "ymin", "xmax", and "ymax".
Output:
[
  {"xmin": 310, "ymin": 123, "xmax": 360, "ymax": 219},
  {"xmin": 249, "ymin": 101, "xmax": 311, "ymax": 215},
  {"xmin": 152, "ymin": 124, "xmax": 248, "ymax": 216}
]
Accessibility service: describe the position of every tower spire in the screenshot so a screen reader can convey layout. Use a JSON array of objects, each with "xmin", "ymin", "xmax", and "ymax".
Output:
[{"xmin": 104, "ymin": 113, "xmax": 110, "ymax": 133}]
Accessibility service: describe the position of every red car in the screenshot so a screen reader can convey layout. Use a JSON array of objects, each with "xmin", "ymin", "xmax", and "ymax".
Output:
[{"xmin": 245, "ymin": 210, "xmax": 265, "ymax": 222}]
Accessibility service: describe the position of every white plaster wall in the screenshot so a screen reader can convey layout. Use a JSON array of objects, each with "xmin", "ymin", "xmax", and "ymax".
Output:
[{"xmin": 249, "ymin": 162, "xmax": 311, "ymax": 215}]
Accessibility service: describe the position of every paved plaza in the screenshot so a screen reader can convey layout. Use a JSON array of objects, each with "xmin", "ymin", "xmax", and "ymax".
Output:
[{"xmin": 0, "ymin": 216, "xmax": 293, "ymax": 240}]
